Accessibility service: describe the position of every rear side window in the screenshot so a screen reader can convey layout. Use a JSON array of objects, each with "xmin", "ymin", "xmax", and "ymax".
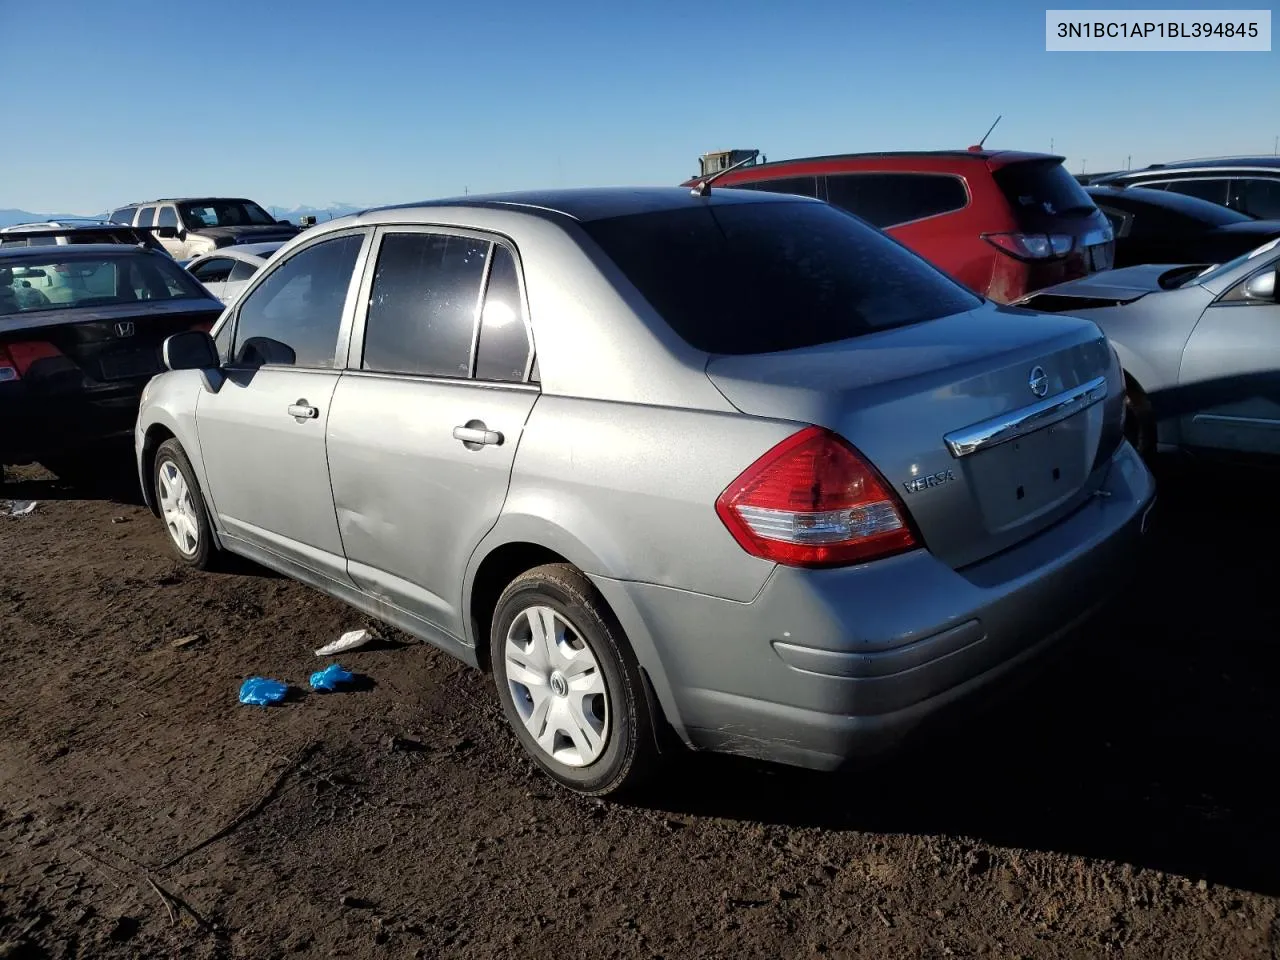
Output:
[
  {"xmin": 135, "ymin": 206, "xmax": 157, "ymax": 227},
  {"xmin": 727, "ymin": 176, "xmax": 821, "ymax": 199},
  {"xmin": 362, "ymin": 232, "xmax": 491, "ymax": 378},
  {"xmin": 228, "ymin": 259, "xmax": 258, "ymax": 282},
  {"xmin": 1162, "ymin": 178, "xmax": 1229, "ymax": 206},
  {"xmin": 232, "ymin": 233, "xmax": 363, "ymax": 368},
  {"xmin": 190, "ymin": 258, "xmax": 235, "ymax": 283},
  {"xmin": 583, "ymin": 200, "xmax": 981, "ymax": 356},
  {"xmin": 157, "ymin": 206, "xmax": 179, "ymax": 228},
  {"xmin": 825, "ymin": 173, "xmax": 968, "ymax": 228},
  {"xmin": 473, "ymin": 245, "xmax": 531, "ymax": 382},
  {"xmin": 994, "ymin": 160, "xmax": 1096, "ymax": 218}
]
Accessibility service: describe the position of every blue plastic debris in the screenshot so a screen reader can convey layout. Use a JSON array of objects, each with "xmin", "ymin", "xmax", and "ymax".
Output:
[
  {"xmin": 239, "ymin": 677, "xmax": 288, "ymax": 706},
  {"xmin": 310, "ymin": 663, "xmax": 355, "ymax": 692}
]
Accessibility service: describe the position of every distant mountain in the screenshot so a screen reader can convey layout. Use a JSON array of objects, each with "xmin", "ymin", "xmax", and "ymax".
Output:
[{"xmin": 1, "ymin": 203, "xmax": 366, "ymax": 229}]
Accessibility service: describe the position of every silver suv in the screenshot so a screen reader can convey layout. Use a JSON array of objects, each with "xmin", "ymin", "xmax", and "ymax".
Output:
[
  {"xmin": 1093, "ymin": 157, "xmax": 1280, "ymax": 220},
  {"xmin": 135, "ymin": 187, "xmax": 1155, "ymax": 795}
]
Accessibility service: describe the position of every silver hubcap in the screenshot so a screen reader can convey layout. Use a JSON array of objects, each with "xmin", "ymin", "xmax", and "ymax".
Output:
[
  {"xmin": 157, "ymin": 459, "xmax": 199, "ymax": 556},
  {"xmin": 504, "ymin": 605, "xmax": 609, "ymax": 768}
]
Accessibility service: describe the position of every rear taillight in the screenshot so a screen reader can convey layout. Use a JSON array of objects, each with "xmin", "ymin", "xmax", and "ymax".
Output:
[
  {"xmin": 984, "ymin": 233, "xmax": 1074, "ymax": 260},
  {"xmin": 715, "ymin": 426, "xmax": 918, "ymax": 568},
  {"xmin": 0, "ymin": 341, "xmax": 63, "ymax": 381}
]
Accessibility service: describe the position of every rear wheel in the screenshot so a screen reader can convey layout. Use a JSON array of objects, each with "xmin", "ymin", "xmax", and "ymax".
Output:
[
  {"xmin": 490, "ymin": 563, "xmax": 660, "ymax": 797},
  {"xmin": 1123, "ymin": 376, "xmax": 1156, "ymax": 462},
  {"xmin": 153, "ymin": 439, "xmax": 215, "ymax": 569}
]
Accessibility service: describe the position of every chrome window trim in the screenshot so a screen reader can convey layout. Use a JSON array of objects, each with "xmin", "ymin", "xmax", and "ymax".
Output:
[{"xmin": 944, "ymin": 375, "xmax": 1109, "ymax": 458}]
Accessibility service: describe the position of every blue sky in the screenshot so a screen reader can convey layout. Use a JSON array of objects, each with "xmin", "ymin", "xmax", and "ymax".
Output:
[{"xmin": 5, "ymin": 0, "xmax": 1276, "ymax": 213}]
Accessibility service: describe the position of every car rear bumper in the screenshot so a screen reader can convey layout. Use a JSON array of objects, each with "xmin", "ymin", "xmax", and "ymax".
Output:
[
  {"xmin": 1, "ymin": 383, "xmax": 143, "ymax": 464},
  {"xmin": 591, "ymin": 440, "xmax": 1155, "ymax": 771}
]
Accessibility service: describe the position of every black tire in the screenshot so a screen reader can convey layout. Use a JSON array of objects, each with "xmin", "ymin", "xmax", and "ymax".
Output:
[
  {"xmin": 1123, "ymin": 376, "xmax": 1157, "ymax": 463},
  {"xmin": 490, "ymin": 563, "xmax": 661, "ymax": 797},
  {"xmin": 153, "ymin": 438, "xmax": 216, "ymax": 569}
]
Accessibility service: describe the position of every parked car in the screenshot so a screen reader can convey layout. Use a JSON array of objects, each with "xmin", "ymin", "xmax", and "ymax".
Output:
[
  {"xmin": 1091, "ymin": 157, "xmax": 1280, "ymax": 220},
  {"xmin": 1087, "ymin": 185, "xmax": 1280, "ymax": 268},
  {"xmin": 136, "ymin": 187, "xmax": 1154, "ymax": 795},
  {"xmin": 1012, "ymin": 237, "xmax": 1280, "ymax": 459},
  {"xmin": 185, "ymin": 242, "xmax": 285, "ymax": 306},
  {"xmin": 1, "ymin": 245, "xmax": 223, "ymax": 481},
  {"xmin": 0, "ymin": 222, "xmax": 169, "ymax": 254},
  {"xmin": 681, "ymin": 149, "xmax": 1114, "ymax": 303},
  {"xmin": 107, "ymin": 198, "xmax": 300, "ymax": 261}
]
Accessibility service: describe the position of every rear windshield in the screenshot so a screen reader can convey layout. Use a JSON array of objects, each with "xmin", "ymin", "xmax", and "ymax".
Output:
[
  {"xmin": 995, "ymin": 160, "xmax": 1098, "ymax": 219},
  {"xmin": 0, "ymin": 253, "xmax": 209, "ymax": 315},
  {"xmin": 582, "ymin": 200, "xmax": 982, "ymax": 355}
]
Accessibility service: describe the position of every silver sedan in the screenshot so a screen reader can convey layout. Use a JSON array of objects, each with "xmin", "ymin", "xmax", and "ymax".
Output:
[
  {"xmin": 184, "ymin": 242, "xmax": 285, "ymax": 306},
  {"xmin": 1014, "ymin": 237, "xmax": 1280, "ymax": 458},
  {"xmin": 135, "ymin": 187, "xmax": 1154, "ymax": 795}
]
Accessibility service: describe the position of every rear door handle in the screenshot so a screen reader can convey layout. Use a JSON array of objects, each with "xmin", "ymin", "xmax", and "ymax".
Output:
[
  {"xmin": 288, "ymin": 401, "xmax": 319, "ymax": 420},
  {"xmin": 453, "ymin": 423, "xmax": 503, "ymax": 446}
]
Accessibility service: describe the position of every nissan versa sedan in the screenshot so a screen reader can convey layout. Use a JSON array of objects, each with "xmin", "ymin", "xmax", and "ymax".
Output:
[
  {"xmin": 1014, "ymin": 236, "xmax": 1280, "ymax": 460},
  {"xmin": 135, "ymin": 187, "xmax": 1155, "ymax": 796}
]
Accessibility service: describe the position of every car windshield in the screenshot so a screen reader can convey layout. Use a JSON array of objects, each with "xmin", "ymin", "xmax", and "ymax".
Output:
[
  {"xmin": 582, "ymin": 199, "xmax": 982, "ymax": 355},
  {"xmin": 179, "ymin": 200, "xmax": 276, "ymax": 228},
  {"xmin": 0, "ymin": 253, "xmax": 209, "ymax": 315},
  {"xmin": 995, "ymin": 159, "xmax": 1098, "ymax": 217},
  {"xmin": 1185, "ymin": 236, "xmax": 1280, "ymax": 287}
]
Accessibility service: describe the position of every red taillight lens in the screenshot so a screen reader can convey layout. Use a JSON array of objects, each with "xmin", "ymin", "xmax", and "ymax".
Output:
[
  {"xmin": 983, "ymin": 233, "xmax": 1073, "ymax": 261},
  {"xmin": 0, "ymin": 340, "xmax": 61, "ymax": 381},
  {"xmin": 715, "ymin": 426, "xmax": 918, "ymax": 568}
]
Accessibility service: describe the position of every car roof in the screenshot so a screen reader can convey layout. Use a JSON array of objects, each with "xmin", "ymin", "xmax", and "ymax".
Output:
[
  {"xmin": 352, "ymin": 186, "xmax": 813, "ymax": 224},
  {"xmin": 683, "ymin": 149, "xmax": 1064, "ymax": 181},
  {"xmin": 201, "ymin": 241, "xmax": 284, "ymax": 259},
  {"xmin": 0, "ymin": 243, "xmax": 164, "ymax": 260},
  {"xmin": 0, "ymin": 219, "xmax": 114, "ymax": 233},
  {"xmin": 118, "ymin": 197, "xmax": 260, "ymax": 206},
  {"xmin": 1110, "ymin": 157, "xmax": 1280, "ymax": 175}
]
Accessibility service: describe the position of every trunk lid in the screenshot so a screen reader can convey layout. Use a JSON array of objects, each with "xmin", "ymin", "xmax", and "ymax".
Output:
[
  {"xmin": 2, "ymin": 299, "xmax": 223, "ymax": 388},
  {"xmin": 705, "ymin": 303, "xmax": 1125, "ymax": 569}
]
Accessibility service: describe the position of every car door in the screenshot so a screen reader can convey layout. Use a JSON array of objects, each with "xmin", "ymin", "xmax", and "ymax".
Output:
[
  {"xmin": 1178, "ymin": 253, "xmax": 1280, "ymax": 454},
  {"xmin": 187, "ymin": 256, "xmax": 235, "ymax": 301},
  {"xmin": 1228, "ymin": 177, "xmax": 1280, "ymax": 219},
  {"xmin": 326, "ymin": 227, "xmax": 539, "ymax": 640},
  {"xmin": 194, "ymin": 229, "xmax": 370, "ymax": 582},
  {"xmin": 221, "ymin": 258, "xmax": 259, "ymax": 306},
  {"xmin": 156, "ymin": 205, "xmax": 186, "ymax": 258}
]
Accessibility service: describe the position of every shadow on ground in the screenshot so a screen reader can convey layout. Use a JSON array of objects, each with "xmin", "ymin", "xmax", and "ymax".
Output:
[{"xmin": 642, "ymin": 457, "xmax": 1280, "ymax": 894}]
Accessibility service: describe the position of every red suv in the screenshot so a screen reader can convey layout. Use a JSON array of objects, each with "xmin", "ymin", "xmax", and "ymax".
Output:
[{"xmin": 682, "ymin": 150, "xmax": 1115, "ymax": 303}]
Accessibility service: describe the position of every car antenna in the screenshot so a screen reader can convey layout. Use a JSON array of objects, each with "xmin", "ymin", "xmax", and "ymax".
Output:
[
  {"xmin": 690, "ymin": 152, "xmax": 760, "ymax": 197},
  {"xmin": 970, "ymin": 114, "xmax": 1002, "ymax": 152}
]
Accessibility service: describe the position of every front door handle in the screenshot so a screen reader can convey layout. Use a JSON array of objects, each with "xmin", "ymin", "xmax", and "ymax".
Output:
[
  {"xmin": 453, "ymin": 422, "xmax": 503, "ymax": 447},
  {"xmin": 288, "ymin": 400, "xmax": 319, "ymax": 420}
]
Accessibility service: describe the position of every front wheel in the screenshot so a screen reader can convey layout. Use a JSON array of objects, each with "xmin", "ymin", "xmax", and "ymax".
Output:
[
  {"xmin": 153, "ymin": 439, "xmax": 215, "ymax": 569},
  {"xmin": 490, "ymin": 564, "xmax": 660, "ymax": 797}
]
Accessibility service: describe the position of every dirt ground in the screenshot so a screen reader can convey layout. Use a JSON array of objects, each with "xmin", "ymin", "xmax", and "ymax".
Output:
[{"xmin": 2, "ymin": 453, "xmax": 1279, "ymax": 960}]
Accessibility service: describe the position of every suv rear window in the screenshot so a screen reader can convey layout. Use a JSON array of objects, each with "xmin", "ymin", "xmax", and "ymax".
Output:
[
  {"xmin": 994, "ymin": 160, "xmax": 1097, "ymax": 218},
  {"xmin": 583, "ymin": 200, "xmax": 981, "ymax": 355}
]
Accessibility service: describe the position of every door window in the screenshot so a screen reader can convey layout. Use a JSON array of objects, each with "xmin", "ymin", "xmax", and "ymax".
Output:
[
  {"xmin": 362, "ymin": 232, "xmax": 491, "ymax": 378},
  {"xmin": 473, "ymin": 245, "xmax": 532, "ymax": 382},
  {"xmin": 228, "ymin": 259, "xmax": 259, "ymax": 282},
  {"xmin": 135, "ymin": 206, "xmax": 157, "ymax": 227},
  {"xmin": 1161, "ymin": 178, "xmax": 1229, "ymax": 206},
  {"xmin": 156, "ymin": 206, "xmax": 179, "ymax": 229},
  {"xmin": 728, "ymin": 176, "xmax": 821, "ymax": 199},
  {"xmin": 231, "ymin": 233, "xmax": 364, "ymax": 368},
  {"xmin": 826, "ymin": 173, "xmax": 968, "ymax": 228},
  {"xmin": 190, "ymin": 258, "xmax": 235, "ymax": 284},
  {"xmin": 1230, "ymin": 178, "xmax": 1280, "ymax": 219}
]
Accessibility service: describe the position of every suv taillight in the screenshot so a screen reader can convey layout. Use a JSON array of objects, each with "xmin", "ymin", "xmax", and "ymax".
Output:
[
  {"xmin": 984, "ymin": 233, "xmax": 1073, "ymax": 260},
  {"xmin": 715, "ymin": 426, "xmax": 918, "ymax": 568},
  {"xmin": 0, "ymin": 341, "xmax": 63, "ymax": 381},
  {"xmin": 0, "ymin": 345, "xmax": 17, "ymax": 382}
]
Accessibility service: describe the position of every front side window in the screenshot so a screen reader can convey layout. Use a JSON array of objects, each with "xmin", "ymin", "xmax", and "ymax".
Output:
[
  {"xmin": 1232, "ymin": 178, "xmax": 1280, "ymax": 219},
  {"xmin": 157, "ymin": 206, "xmax": 179, "ymax": 229},
  {"xmin": 362, "ymin": 232, "xmax": 491, "ymax": 378},
  {"xmin": 190, "ymin": 258, "xmax": 235, "ymax": 283},
  {"xmin": 583, "ymin": 199, "xmax": 981, "ymax": 355},
  {"xmin": 474, "ymin": 245, "xmax": 531, "ymax": 382},
  {"xmin": 0, "ymin": 253, "xmax": 207, "ymax": 315},
  {"xmin": 826, "ymin": 173, "xmax": 968, "ymax": 228},
  {"xmin": 231, "ymin": 233, "xmax": 363, "ymax": 368},
  {"xmin": 728, "ymin": 176, "xmax": 821, "ymax": 199}
]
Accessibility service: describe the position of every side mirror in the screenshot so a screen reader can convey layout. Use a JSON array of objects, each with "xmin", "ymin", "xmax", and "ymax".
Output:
[
  {"xmin": 156, "ymin": 225, "xmax": 178, "ymax": 239},
  {"xmin": 1243, "ymin": 267, "xmax": 1278, "ymax": 303},
  {"xmin": 163, "ymin": 330, "xmax": 219, "ymax": 371},
  {"xmin": 238, "ymin": 336, "xmax": 296, "ymax": 367}
]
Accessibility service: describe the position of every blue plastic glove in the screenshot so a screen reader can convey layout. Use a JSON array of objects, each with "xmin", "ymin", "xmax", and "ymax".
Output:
[
  {"xmin": 239, "ymin": 677, "xmax": 288, "ymax": 706},
  {"xmin": 310, "ymin": 663, "xmax": 355, "ymax": 692}
]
